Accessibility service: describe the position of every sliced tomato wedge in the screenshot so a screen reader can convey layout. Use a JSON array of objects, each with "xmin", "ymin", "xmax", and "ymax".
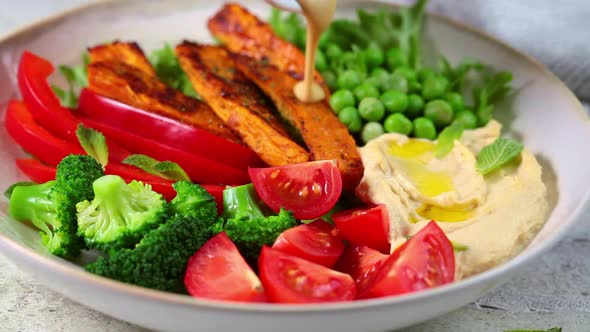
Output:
[
  {"xmin": 258, "ymin": 246, "xmax": 356, "ymax": 303},
  {"xmin": 358, "ymin": 221, "xmax": 455, "ymax": 299},
  {"xmin": 80, "ymin": 117, "xmax": 249, "ymax": 185},
  {"xmin": 5, "ymin": 100, "xmax": 84, "ymax": 166},
  {"xmin": 272, "ymin": 220, "xmax": 344, "ymax": 268},
  {"xmin": 332, "ymin": 204, "xmax": 391, "ymax": 254},
  {"xmin": 77, "ymin": 89, "xmax": 264, "ymax": 170},
  {"xmin": 185, "ymin": 232, "xmax": 265, "ymax": 302},
  {"xmin": 249, "ymin": 160, "xmax": 342, "ymax": 220},
  {"xmin": 17, "ymin": 51, "xmax": 79, "ymax": 141},
  {"xmin": 15, "ymin": 159, "xmax": 57, "ymax": 183},
  {"xmin": 334, "ymin": 245, "xmax": 388, "ymax": 295}
]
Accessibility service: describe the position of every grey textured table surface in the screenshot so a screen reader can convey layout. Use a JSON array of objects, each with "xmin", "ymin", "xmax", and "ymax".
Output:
[{"xmin": 1, "ymin": 1, "xmax": 589, "ymax": 331}]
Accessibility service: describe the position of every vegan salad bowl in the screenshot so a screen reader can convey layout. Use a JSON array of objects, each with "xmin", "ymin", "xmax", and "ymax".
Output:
[{"xmin": 0, "ymin": 0, "xmax": 589, "ymax": 331}]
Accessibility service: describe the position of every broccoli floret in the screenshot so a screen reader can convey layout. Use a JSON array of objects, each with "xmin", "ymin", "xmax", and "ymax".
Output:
[
  {"xmin": 76, "ymin": 175, "xmax": 167, "ymax": 252},
  {"xmin": 86, "ymin": 181, "xmax": 220, "ymax": 292},
  {"xmin": 8, "ymin": 155, "xmax": 104, "ymax": 257},
  {"xmin": 222, "ymin": 184, "xmax": 297, "ymax": 262}
]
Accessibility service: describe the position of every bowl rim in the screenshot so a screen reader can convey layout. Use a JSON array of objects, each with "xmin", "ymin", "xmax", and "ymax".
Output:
[{"xmin": 0, "ymin": 0, "xmax": 589, "ymax": 314}]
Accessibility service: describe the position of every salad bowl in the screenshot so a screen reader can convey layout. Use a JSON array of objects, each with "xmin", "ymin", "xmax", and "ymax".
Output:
[{"xmin": 0, "ymin": 1, "xmax": 589, "ymax": 331}]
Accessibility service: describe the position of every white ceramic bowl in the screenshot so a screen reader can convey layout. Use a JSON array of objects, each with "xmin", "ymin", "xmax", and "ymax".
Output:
[{"xmin": 0, "ymin": 1, "xmax": 589, "ymax": 331}]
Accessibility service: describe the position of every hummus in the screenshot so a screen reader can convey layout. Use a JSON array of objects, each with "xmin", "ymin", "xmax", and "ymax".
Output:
[{"xmin": 356, "ymin": 120, "xmax": 548, "ymax": 279}]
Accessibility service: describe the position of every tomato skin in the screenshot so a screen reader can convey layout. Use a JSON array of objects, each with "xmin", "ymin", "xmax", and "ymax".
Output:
[
  {"xmin": 17, "ymin": 51, "xmax": 79, "ymax": 141},
  {"xmin": 334, "ymin": 245, "xmax": 388, "ymax": 295},
  {"xmin": 258, "ymin": 246, "xmax": 356, "ymax": 303},
  {"xmin": 249, "ymin": 160, "xmax": 343, "ymax": 220},
  {"xmin": 77, "ymin": 89, "xmax": 264, "ymax": 170},
  {"xmin": 272, "ymin": 220, "xmax": 344, "ymax": 268},
  {"xmin": 358, "ymin": 221, "xmax": 455, "ymax": 299},
  {"xmin": 185, "ymin": 232, "xmax": 265, "ymax": 302},
  {"xmin": 5, "ymin": 100, "xmax": 84, "ymax": 166},
  {"xmin": 80, "ymin": 117, "xmax": 250, "ymax": 185},
  {"xmin": 332, "ymin": 204, "xmax": 391, "ymax": 254},
  {"xmin": 15, "ymin": 159, "xmax": 57, "ymax": 183}
]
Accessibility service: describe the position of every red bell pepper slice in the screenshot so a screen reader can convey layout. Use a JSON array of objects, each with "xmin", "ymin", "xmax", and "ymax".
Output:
[
  {"xmin": 77, "ymin": 89, "xmax": 264, "ymax": 170},
  {"xmin": 15, "ymin": 158, "xmax": 57, "ymax": 183},
  {"xmin": 80, "ymin": 117, "xmax": 249, "ymax": 185},
  {"xmin": 17, "ymin": 51, "xmax": 80, "ymax": 141},
  {"xmin": 5, "ymin": 100, "xmax": 84, "ymax": 166}
]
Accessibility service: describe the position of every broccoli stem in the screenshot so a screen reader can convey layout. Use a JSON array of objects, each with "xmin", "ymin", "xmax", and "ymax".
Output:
[
  {"xmin": 222, "ymin": 184, "xmax": 265, "ymax": 221},
  {"xmin": 8, "ymin": 181, "xmax": 57, "ymax": 237}
]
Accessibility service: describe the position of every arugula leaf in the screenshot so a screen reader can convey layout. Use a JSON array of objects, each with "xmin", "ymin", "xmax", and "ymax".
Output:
[
  {"xmin": 123, "ymin": 154, "xmax": 191, "ymax": 182},
  {"xmin": 476, "ymin": 138, "xmax": 523, "ymax": 175},
  {"xmin": 53, "ymin": 52, "xmax": 90, "ymax": 108},
  {"xmin": 451, "ymin": 241, "xmax": 468, "ymax": 252},
  {"xmin": 503, "ymin": 328, "xmax": 562, "ymax": 332},
  {"xmin": 4, "ymin": 182, "xmax": 36, "ymax": 199},
  {"xmin": 148, "ymin": 43, "xmax": 199, "ymax": 99},
  {"xmin": 76, "ymin": 124, "xmax": 109, "ymax": 168},
  {"xmin": 435, "ymin": 122, "xmax": 464, "ymax": 158}
]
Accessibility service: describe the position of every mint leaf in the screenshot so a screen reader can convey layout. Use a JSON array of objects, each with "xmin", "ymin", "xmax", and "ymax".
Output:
[
  {"xmin": 51, "ymin": 85, "xmax": 77, "ymax": 109},
  {"xmin": 476, "ymin": 138, "xmax": 523, "ymax": 175},
  {"xmin": 451, "ymin": 241, "xmax": 468, "ymax": 252},
  {"xmin": 153, "ymin": 161, "xmax": 191, "ymax": 182},
  {"xmin": 53, "ymin": 52, "xmax": 89, "ymax": 108},
  {"xmin": 4, "ymin": 182, "xmax": 36, "ymax": 199},
  {"xmin": 435, "ymin": 122, "xmax": 464, "ymax": 158},
  {"xmin": 76, "ymin": 124, "xmax": 109, "ymax": 168},
  {"xmin": 123, "ymin": 154, "xmax": 191, "ymax": 182},
  {"xmin": 149, "ymin": 43, "xmax": 199, "ymax": 99}
]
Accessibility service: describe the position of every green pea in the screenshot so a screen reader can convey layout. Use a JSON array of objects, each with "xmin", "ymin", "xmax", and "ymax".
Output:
[
  {"xmin": 358, "ymin": 97, "xmax": 385, "ymax": 122},
  {"xmin": 385, "ymin": 47, "xmax": 407, "ymax": 69},
  {"xmin": 406, "ymin": 94, "xmax": 425, "ymax": 118},
  {"xmin": 363, "ymin": 44, "xmax": 385, "ymax": 69},
  {"xmin": 338, "ymin": 107, "xmax": 363, "ymax": 133},
  {"xmin": 384, "ymin": 113, "xmax": 413, "ymax": 135},
  {"xmin": 422, "ymin": 75, "xmax": 449, "ymax": 100},
  {"xmin": 393, "ymin": 66, "xmax": 417, "ymax": 82},
  {"xmin": 364, "ymin": 76, "xmax": 381, "ymax": 88},
  {"xmin": 424, "ymin": 100, "xmax": 454, "ymax": 127},
  {"xmin": 361, "ymin": 122, "xmax": 385, "ymax": 144},
  {"xmin": 381, "ymin": 73, "xmax": 408, "ymax": 93},
  {"xmin": 329, "ymin": 90, "xmax": 356, "ymax": 113},
  {"xmin": 408, "ymin": 80, "xmax": 422, "ymax": 94},
  {"xmin": 325, "ymin": 44, "xmax": 343, "ymax": 60},
  {"xmin": 453, "ymin": 111, "xmax": 478, "ymax": 129},
  {"xmin": 380, "ymin": 90, "xmax": 409, "ymax": 113},
  {"xmin": 445, "ymin": 92, "xmax": 465, "ymax": 112},
  {"xmin": 413, "ymin": 117, "xmax": 437, "ymax": 140},
  {"xmin": 337, "ymin": 70, "xmax": 363, "ymax": 90},
  {"xmin": 315, "ymin": 50, "xmax": 328, "ymax": 72},
  {"xmin": 417, "ymin": 68, "xmax": 436, "ymax": 83},
  {"xmin": 370, "ymin": 67, "xmax": 389, "ymax": 81},
  {"xmin": 321, "ymin": 70, "xmax": 338, "ymax": 91},
  {"xmin": 353, "ymin": 83, "xmax": 380, "ymax": 101}
]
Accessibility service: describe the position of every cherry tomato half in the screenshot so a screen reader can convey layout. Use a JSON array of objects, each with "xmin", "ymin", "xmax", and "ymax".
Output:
[
  {"xmin": 358, "ymin": 221, "xmax": 455, "ymax": 299},
  {"xmin": 334, "ymin": 244, "xmax": 388, "ymax": 295},
  {"xmin": 332, "ymin": 204, "xmax": 391, "ymax": 254},
  {"xmin": 249, "ymin": 160, "xmax": 342, "ymax": 220},
  {"xmin": 272, "ymin": 220, "xmax": 344, "ymax": 268},
  {"xmin": 185, "ymin": 232, "xmax": 265, "ymax": 302},
  {"xmin": 258, "ymin": 246, "xmax": 355, "ymax": 303}
]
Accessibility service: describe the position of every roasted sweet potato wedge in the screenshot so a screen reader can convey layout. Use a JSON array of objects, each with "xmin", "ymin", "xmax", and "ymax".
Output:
[
  {"xmin": 88, "ymin": 41, "xmax": 155, "ymax": 75},
  {"xmin": 87, "ymin": 60, "xmax": 241, "ymax": 144},
  {"xmin": 232, "ymin": 54, "xmax": 364, "ymax": 192},
  {"xmin": 208, "ymin": 3, "xmax": 328, "ymax": 96},
  {"xmin": 175, "ymin": 41, "xmax": 309, "ymax": 166}
]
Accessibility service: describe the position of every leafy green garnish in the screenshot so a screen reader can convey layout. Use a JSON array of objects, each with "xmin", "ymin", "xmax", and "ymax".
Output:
[
  {"xmin": 438, "ymin": 56, "xmax": 486, "ymax": 92},
  {"xmin": 52, "ymin": 53, "xmax": 90, "ymax": 108},
  {"xmin": 76, "ymin": 124, "xmax": 109, "ymax": 168},
  {"xmin": 4, "ymin": 182, "xmax": 36, "ymax": 199},
  {"xmin": 148, "ymin": 43, "xmax": 199, "ymax": 99},
  {"xmin": 473, "ymin": 71, "xmax": 513, "ymax": 125},
  {"xmin": 476, "ymin": 138, "xmax": 523, "ymax": 175},
  {"xmin": 269, "ymin": 8, "xmax": 307, "ymax": 49},
  {"xmin": 123, "ymin": 154, "xmax": 190, "ymax": 182},
  {"xmin": 503, "ymin": 328, "xmax": 562, "ymax": 332},
  {"xmin": 451, "ymin": 241, "xmax": 468, "ymax": 252},
  {"xmin": 435, "ymin": 122, "xmax": 464, "ymax": 158}
]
